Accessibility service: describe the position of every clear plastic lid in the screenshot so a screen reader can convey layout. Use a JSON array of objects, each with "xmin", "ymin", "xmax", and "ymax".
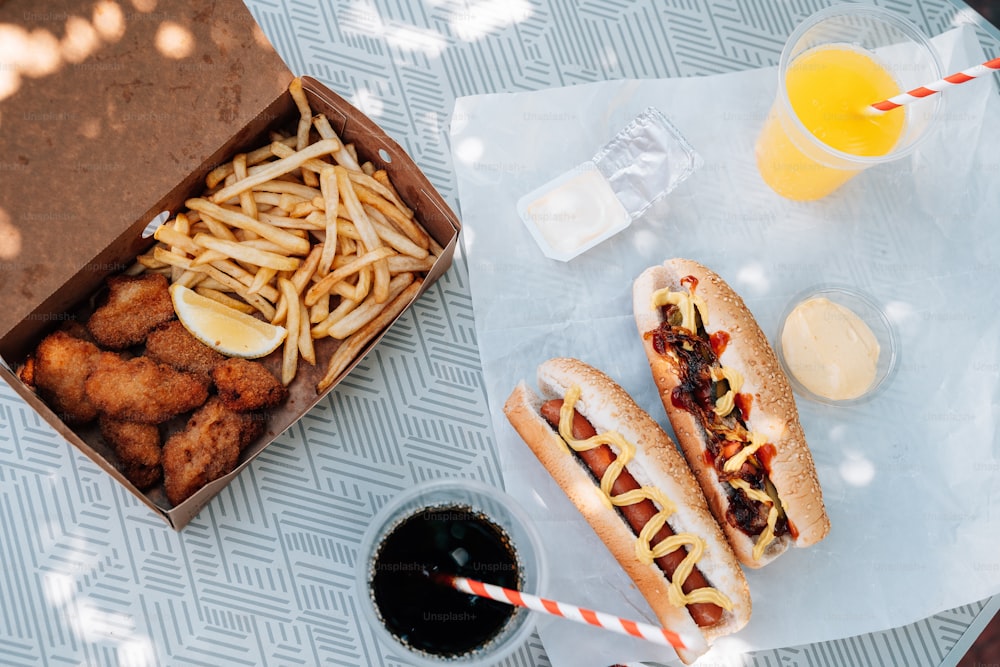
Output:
[{"xmin": 517, "ymin": 107, "xmax": 701, "ymax": 262}]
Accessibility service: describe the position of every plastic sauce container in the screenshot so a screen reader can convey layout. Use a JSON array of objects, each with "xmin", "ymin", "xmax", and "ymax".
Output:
[
  {"xmin": 776, "ymin": 285, "xmax": 898, "ymax": 405},
  {"xmin": 517, "ymin": 107, "xmax": 701, "ymax": 262}
]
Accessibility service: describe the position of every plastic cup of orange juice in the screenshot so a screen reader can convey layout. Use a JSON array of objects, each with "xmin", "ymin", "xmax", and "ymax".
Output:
[{"xmin": 755, "ymin": 5, "xmax": 943, "ymax": 201}]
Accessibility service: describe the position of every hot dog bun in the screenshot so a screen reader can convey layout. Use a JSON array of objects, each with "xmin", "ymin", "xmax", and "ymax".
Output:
[
  {"xmin": 504, "ymin": 357, "xmax": 750, "ymax": 665},
  {"xmin": 633, "ymin": 258, "xmax": 830, "ymax": 568}
]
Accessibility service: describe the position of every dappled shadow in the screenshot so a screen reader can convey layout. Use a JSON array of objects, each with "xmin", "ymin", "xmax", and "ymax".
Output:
[{"xmin": 0, "ymin": 0, "xmax": 288, "ymax": 340}]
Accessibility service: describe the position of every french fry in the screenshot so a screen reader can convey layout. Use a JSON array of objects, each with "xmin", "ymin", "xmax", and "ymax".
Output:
[
  {"xmin": 348, "ymin": 170, "xmax": 412, "ymax": 219},
  {"xmin": 258, "ymin": 211, "xmax": 326, "ymax": 230},
  {"xmin": 317, "ymin": 278, "xmax": 422, "ymax": 392},
  {"xmin": 187, "ymin": 198, "xmax": 311, "ymax": 255},
  {"xmin": 174, "ymin": 269, "xmax": 203, "ymax": 289},
  {"xmin": 387, "ymin": 254, "xmax": 437, "ymax": 273},
  {"xmin": 201, "ymin": 262, "xmax": 279, "ymax": 310},
  {"xmin": 311, "ymin": 295, "xmax": 358, "ymax": 338},
  {"xmin": 277, "ymin": 277, "xmax": 300, "ymax": 385},
  {"xmin": 235, "ymin": 238, "xmax": 296, "ymax": 254},
  {"xmin": 208, "ymin": 138, "xmax": 342, "ymax": 204},
  {"xmin": 289, "ymin": 78, "xmax": 311, "ymax": 122},
  {"xmin": 311, "ymin": 113, "xmax": 361, "ymax": 171},
  {"xmin": 289, "ymin": 78, "xmax": 319, "ymax": 184},
  {"xmin": 205, "ymin": 137, "xmax": 296, "ymax": 189},
  {"xmin": 364, "ymin": 205, "xmax": 429, "ymax": 259},
  {"xmin": 249, "ymin": 267, "xmax": 277, "ymax": 295},
  {"xmin": 189, "ymin": 249, "xmax": 229, "ymax": 267},
  {"xmin": 298, "ymin": 300, "xmax": 315, "ymax": 365},
  {"xmin": 335, "ymin": 166, "xmax": 390, "ymax": 303},
  {"xmin": 153, "ymin": 246, "xmax": 195, "ymax": 270},
  {"xmin": 372, "ymin": 169, "xmax": 414, "ymax": 219},
  {"xmin": 319, "ymin": 166, "xmax": 339, "ymax": 276},
  {"xmin": 354, "ymin": 182, "xmax": 430, "ymax": 250},
  {"xmin": 233, "ymin": 153, "xmax": 259, "ymax": 220},
  {"xmin": 289, "ymin": 201, "xmax": 318, "ymax": 218},
  {"xmin": 304, "ymin": 246, "xmax": 395, "ymax": 307},
  {"xmin": 329, "ymin": 278, "xmax": 365, "ymax": 302},
  {"xmin": 325, "ymin": 272, "xmax": 414, "ymax": 339},
  {"xmin": 154, "ymin": 223, "xmax": 201, "ymax": 255},
  {"xmin": 290, "ymin": 244, "xmax": 324, "ymax": 294},
  {"xmin": 340, "ymin": 266, "xmax": 372, "ymax": 303},
  {"xmin": 194, "ymin": 286, "xmax": 257, "ymax": 314},
  {"xmin": 169, "ymin": 212, "xmax": 192, "ymax": 282},
  {"xmin": 309, "ymin": 292, "xmax": 329, "ymax": 324},
  {"xmin": 198, "ymin": 212, "xmax": 240, "ymax": 242},
  {"xmin": 192, "ymin": 233, "xmax": 302, "ymax": 272},
  {"xmin": 251, "ymin": 180, "xmax": 322, "ymax": 200},
  {"xmin": 270, "ymin": 141, "xmax": 336, "ymax": 177}
]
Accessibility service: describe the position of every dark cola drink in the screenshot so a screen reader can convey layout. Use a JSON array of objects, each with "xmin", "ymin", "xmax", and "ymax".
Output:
[{"xmin": 369, "ymin": 504, "xmax": 522, "ymax": 660}]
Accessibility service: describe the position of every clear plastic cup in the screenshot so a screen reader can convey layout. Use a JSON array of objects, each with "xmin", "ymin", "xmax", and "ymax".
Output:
[
  {"xmin": 356, "ymin": 478, "xmax": 546, "ymax": 666},
  {"xmin": 755, "ymin": 5, "xmax": 943, "ymax": 200}
]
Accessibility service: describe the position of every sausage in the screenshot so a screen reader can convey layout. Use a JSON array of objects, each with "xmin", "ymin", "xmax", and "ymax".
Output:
[{"xmin": 540, "ymin": 399, "xmax": 724, "ymax": 628}]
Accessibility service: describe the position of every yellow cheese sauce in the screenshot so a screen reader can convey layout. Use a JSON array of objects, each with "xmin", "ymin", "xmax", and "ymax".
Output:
[
  {"xmin": 557, "ymin": 385, "xmax": 732, "ymax": 610},
  {"xmin": 780, "ymin": 296, "xmax": 880, "ymax": 401},
  {"xmin": 651, "ymin": 285, "xmax": 782, "ymax": 561}
]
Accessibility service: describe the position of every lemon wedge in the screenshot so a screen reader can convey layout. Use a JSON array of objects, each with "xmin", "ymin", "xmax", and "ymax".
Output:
[{"xmin": 169, "ymin": 284, "xmax": 286, "ymax": 358}]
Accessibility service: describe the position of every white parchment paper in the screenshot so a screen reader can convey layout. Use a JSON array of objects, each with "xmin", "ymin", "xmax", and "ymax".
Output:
[{"xmin": 450, "ymin": 27, "xmax": 1000, "ymax": 666}]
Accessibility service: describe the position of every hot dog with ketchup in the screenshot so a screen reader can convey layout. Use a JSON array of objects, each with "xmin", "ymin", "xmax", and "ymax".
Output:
[
  {"xmin": 504, "ymin": 357, "xmax": 750, "ymax": 665},
  {"xmin": 633, "ymin": 258, "xmax": 830, "ymax": 568}
]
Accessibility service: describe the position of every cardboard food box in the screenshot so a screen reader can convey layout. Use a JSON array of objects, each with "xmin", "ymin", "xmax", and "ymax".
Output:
[{"xmin": 0, "ymin": 0, "xmax": 460, "ymax": 529}]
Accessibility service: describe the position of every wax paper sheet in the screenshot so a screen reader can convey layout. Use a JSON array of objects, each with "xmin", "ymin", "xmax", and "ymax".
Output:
[{"xmin": 450, "ymin": 26, "xmax": 1000, "ymax": 666}]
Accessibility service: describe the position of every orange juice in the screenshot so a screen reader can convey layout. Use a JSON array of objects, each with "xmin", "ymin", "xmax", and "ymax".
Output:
[{"xmin": 756, "ymin": 45, "xmax": 905, "ymax": 200}]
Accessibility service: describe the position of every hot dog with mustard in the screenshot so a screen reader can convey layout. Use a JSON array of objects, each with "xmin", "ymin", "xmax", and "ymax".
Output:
[
  {"xmin": 632, "ymin": 258, "xmax": 830, "ymax": 568},
  {"xmin": 504, "ymin": 357, "xmax": 751, "ymax": 665}
]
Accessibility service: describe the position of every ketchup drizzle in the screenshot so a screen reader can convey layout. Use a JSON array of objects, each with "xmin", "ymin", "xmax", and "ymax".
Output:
[
  {"xmin": 647, "ymin": 315, "xmax": 788, "ymax": 541},
  {"xmin": 734, "ymin": 393, "xmax": 753, "ymax": 421},
  {"xmin": 709, "ymin": 330, "xmax": 730, "ymax": 357}
]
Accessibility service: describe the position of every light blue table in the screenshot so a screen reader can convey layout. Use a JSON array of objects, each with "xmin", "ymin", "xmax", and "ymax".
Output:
[{"xmin": 1, "ymin": 1, "xmax": 996, "ymax": 665}]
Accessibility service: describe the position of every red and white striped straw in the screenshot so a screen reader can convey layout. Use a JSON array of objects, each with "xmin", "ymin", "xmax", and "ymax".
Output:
[
  {"xmin": 870, "ymin": 56, "xmax": 1000, "ymax": 112},
  {"xmin": 433, "ymin": 573, "xmax": 693, "ymax": 651}
]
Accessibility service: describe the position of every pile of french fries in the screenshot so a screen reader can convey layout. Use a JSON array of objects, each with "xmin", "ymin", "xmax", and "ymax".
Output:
[{"xmin": 134, "ymin": 78, "xmax": 441, "ymax": 393}]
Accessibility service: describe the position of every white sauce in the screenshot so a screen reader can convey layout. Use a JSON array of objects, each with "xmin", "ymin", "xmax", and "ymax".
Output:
[
  {"xmin": 781, "ymin": 297, "xmax": 880, "ymax": 400},
  {"xmin": 520, "ymin": 163, "xmax": 629, "ymax": 260}
]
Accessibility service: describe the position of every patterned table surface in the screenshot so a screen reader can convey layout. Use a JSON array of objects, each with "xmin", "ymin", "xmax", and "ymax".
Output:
[{"xmin": 1, "ymin": 1, "xmax": 997, "ymax": 666}]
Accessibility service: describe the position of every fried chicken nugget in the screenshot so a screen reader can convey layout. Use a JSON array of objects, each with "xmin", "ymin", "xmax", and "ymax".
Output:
[
  {"xmin": 21, "ymin": 330, "xmax": 103, "ymax": 424},
  {"xmin": 145, "ymin": 320, "xmax": 225, "ymax": 382},
  {"xmin": 87, "ymin": 273, "xmax": 175, "ymax": 349},
  {"xmin": 99, "ymin": 415, "xmax": 162, "ymax": 490},
  {"xmin": 161, "ymin": 396, "xmax": 265, "ymax": 505},
  {"xmin": 85, "ymin": 353, "xmax": 209, "ymax": 423},
  {"xmin": 211, "ymin": 358, "xmax": 288, "ymax": 412}
]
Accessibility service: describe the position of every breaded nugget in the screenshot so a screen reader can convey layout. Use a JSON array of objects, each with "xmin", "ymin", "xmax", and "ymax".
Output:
[
  {"xmin": 84, "ymin": 353, "xmax": 209, "ymax": 423},
  {"xmin": 99, "ymin": 415, "xmax": 162, "ymax": 490},
  {"xmin": 22, "ymin": 330, "xmax": 103, "ymax": 424},
  {"xmin": 211, "ymin": 358, "xmax": 288, "ymax": 411},
  {"xmin": 59, "ymin": 321, "xmax": 97, "ymax": 343},
  {"xmin": 161, "ymin": 396, "xmax": 265, "ymax": 505},
  {"xmin": 87, "ymin": 273, "xmax": 175, "ymax": 349},
  {"xmin": 145, "ymin": 320, "xmax": 225, "ymax": 381}
]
